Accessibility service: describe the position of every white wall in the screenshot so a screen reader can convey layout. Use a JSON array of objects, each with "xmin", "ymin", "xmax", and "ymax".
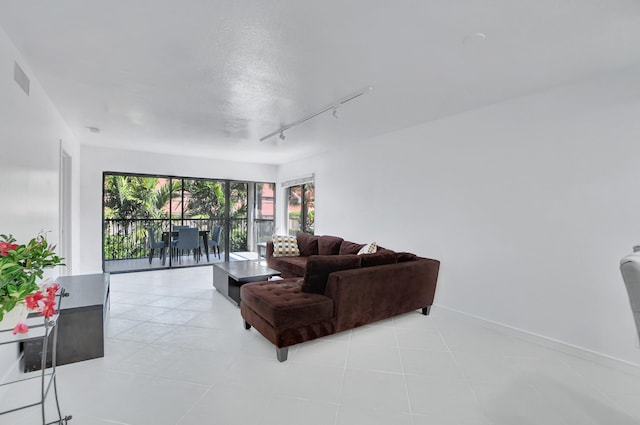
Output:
[
  {"xmin": 0, "ymin": 27, "xmax": 80, "ymax": 368},
  {"xmin": 278, "ymin": 66, "xmax": 640, "ymax": 365},
  {"xmin": 77, "ymin": 146, "xmax": 278, "ymax": 274}
]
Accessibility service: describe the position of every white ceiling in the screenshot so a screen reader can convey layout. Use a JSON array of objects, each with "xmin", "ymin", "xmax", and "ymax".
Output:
[{"xmin": 1, "ymin": 0, "xmax": 639, "ymax": 164}]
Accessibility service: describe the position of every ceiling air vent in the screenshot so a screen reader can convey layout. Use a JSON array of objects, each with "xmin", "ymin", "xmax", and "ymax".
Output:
[{"xmin": 13, "ymin": 61, "xmax": 30, "ymax": 95}]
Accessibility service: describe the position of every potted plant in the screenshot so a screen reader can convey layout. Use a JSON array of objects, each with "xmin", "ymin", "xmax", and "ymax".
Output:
[{"xmin": 0, "ymin": 232, "xmax": 65, "ymax": 334}]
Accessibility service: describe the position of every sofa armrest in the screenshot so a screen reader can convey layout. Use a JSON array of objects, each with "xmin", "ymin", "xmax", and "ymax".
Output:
[{"xmin": 325, "ymin": 258, "xmax": 440, "ymax": 332}]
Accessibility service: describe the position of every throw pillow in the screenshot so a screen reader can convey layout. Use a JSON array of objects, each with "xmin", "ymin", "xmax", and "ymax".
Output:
[
  {"xmin": 296, "ymin": 232, "xmax": 319, "ymax": 256},
  {"xmin": 302, "ymin": 255, "xmax": 361, "ymax": 294},
  {"xmin": 317, "ymin": 235, "xmax": 344, "ymax": 255},
  {"xmin": 339, "ymin": 240, "xmax": 365, "ymax": 255},
  {"xmin": 357, "ymin": 242, "xmax": 377, "ymax": 255},
  {"xmin": 272, "ymin": 235, "xmax": 300, "ymax": 257}
]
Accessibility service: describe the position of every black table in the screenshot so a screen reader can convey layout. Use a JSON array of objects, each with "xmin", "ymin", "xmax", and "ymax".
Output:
[
  {"xmin": 213, "ymin": 261, "xmax": 281, "ymax": 305},
  {"xmin": 162, "ymin": 230, "xmax": 210, "ymax": 263},
  {"xmin": 23, "ymin": 273, "xmax": 110, "ymax": 371}
]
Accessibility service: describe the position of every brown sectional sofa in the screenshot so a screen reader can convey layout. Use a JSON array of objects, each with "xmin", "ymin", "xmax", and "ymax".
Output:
[{"xmin": 240, "ymin": 233, "xmax": 440, "ymax": 361}]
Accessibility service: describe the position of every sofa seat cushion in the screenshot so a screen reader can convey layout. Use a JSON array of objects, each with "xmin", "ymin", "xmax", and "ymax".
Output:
[
  {"xmin": 269, "ymin": 256, "xmax": 308, "ymax": 277},
  {"xmin": 241, "ymin": 279, "xmax": 334, "ymax": 328}
]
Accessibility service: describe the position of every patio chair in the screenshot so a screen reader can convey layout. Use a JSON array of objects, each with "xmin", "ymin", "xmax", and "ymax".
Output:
[
  {"xmin": 169, "ymin": 225, "xmax": 189, "ymax": 259},
  {"xmin": 201, "ymin": 225, "xmax": 222, "ymax": 259},
  {"xmin": 147, "ymin": 227, "xmax": 166, "ymax": 264},
  {"xmin": 175, "ymin": 227, "xmax": 200, "ymax": 263}
]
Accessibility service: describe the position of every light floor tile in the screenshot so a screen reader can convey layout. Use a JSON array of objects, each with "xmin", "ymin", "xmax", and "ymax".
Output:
[
  {"xmin": 109, "ymin": 292, "xmax": 164, "ymax": 305},
  {"xmin": 340, "ymin": 368, "xmax": 411, "ymax": 413},
  {"xmin": 274, "ymin": 363, "xmax": 345, "ymax": 404},
  {"xmin": 349, "ymin": 325, "xmax": 398, "ymax": 346},
  {"xmin": 146, "ymin": 296, "xmax": 194, "ymax": 308},
  {"xmin": 346, "ymin": 342, "xmax": 404, "ymax": 373},
  {"xmin": 105, "ymin": 317, "xmax": 144, "ymax": 337},
  {"xmin": 405, "ymin": 374, "xmax": 479, "ymax": 418},
  {"xmin": 174, "ymin": 298, "xmax": 216, "ymax": 312},
  {"xmin": 395, "ymin": 326, "xmax": 448, "ymax": 351},
  {"xmin": 400, "ymin": 348, "xmax": 463, "ymax": 378},
  {"xmin": 182, "ymin": 311, "xmax": 229, "ymax": 329},
  {"xmin": 336, "ymin": 405, "xmax": 413, "ymax": 425},
  {"xmin": 56, "ymin": 366, "xmax": 209, "ymax": 425},
  {"xmin": 111, "ymin": 321, "xmax": 176, "ymax": 344},
  {"xmin": 7, "ymin": 266, "xmax": 640, "ymax": 425},
  {"xmin": 148, "ymin": 308, "xmax": 202, "ymax": 325},
  {"xmin": 291, "ymin": 339, "xmax": 350, "ymax": 368},
  {"xmin": 113, "ymin": 305, "xmax": 172, "ymax": 321}
]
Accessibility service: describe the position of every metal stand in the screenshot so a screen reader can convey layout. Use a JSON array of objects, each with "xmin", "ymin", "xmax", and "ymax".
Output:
[{"xmin": 0, "ymin": 289, "xmax": 72, "ymax": 424}]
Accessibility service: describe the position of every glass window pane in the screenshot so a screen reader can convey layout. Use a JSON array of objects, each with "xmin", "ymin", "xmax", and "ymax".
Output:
[
  {"xmin": 103, "ymin": 174, "xmax": 172, "ymax": 272},
  {"xmin": 230, "ymin": 182, "xmax": 248, "ymax": 252},
  {"xmin": 288, "ymin": 185, "xmax": 302, "ymax": 236},
  {"xmin": 178, "ymin": 179, "xmax": 225, "ymax": 231},
  {"xmin": 255, "ymin": 183, "xmax": 275, "ymax": 244},
  {"xmin": 304, "ymin": 183, "xmax": 315, "ymax": 235}
]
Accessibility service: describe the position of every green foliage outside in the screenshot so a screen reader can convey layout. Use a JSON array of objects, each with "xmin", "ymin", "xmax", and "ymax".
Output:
[
  {"xmin": 181, "ymin": 179, "xmax": 225, "ymax": 219},
  {"xmin": 288, "ymin": 209, "xmax": 315, "ymax": 235},
  {"xmin": 103, "ymin": 175, "xmax": 263, "ymax": 260},
  {"xmin": 230, "ymin": 229, "xmax": 247, "ymax": 252}
]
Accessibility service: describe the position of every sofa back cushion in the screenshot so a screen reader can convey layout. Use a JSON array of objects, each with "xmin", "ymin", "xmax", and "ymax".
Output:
[
  {"xmin": 396, "ymin": 252, "xmax": 418, "ymax": 262},
  {"xmin": 339, "ymin": 240, "xmax": 365, "ymax": 255},
  {"xmin": 302, "ymin": 254, "xmax": 361, "ymax": 294},
  {"xmin": 296, "ymin": 232, "xmax": 319, "ymax": 256},
  {"xmin": 317, "ymin": 235, "xmax": 344, "ymax": 255},
  {"xmin": 360, "ymin": 250, "xmax": 397, "ymax": 268}
]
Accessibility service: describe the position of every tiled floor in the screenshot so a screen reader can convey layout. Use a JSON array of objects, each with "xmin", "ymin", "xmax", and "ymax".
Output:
[{"xmin": 5, "ymin": 266, "xmax": 640, "ymax": 424}]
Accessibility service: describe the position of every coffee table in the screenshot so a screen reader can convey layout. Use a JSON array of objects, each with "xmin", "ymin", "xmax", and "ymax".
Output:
[{"xmin": 213, "ymin": 260, "xmax": 281, "ymax": 305}]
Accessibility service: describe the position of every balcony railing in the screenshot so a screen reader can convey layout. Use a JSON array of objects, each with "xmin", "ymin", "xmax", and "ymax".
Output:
[{"xmin": 103, "ymin": 218, "xmax": 258, "ymax": 261}]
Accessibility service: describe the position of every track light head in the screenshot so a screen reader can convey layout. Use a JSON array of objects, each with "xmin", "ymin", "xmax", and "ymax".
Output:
[
  {"xmin": 279, "ymin": 131, "xmax": 286, "ymax": 140},
  {"xmin": 332, "ymin": 107, "xmax": 339, "ymax": 119}
]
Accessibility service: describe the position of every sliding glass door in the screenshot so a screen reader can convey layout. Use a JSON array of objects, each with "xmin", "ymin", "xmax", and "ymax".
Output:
[
  {"xmin": 103, "ymin": 175, "xmax": 175, "ymax": 272},
  {"xmin": 103, "ymin": 172, "xmax": 275, "ymax": 273}
]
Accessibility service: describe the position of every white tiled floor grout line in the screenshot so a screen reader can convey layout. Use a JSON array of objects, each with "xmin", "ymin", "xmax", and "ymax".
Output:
[
  {"xmin": 333, "ymin": 328, "xmax": 352, "ymax": 425},
  {"xmin": 433, "ymin": 313, "xmax": 489, "ymax": 423},
  {"xmin": 394, "ymin": 318, "xmax": 416, "ymax": 425}
]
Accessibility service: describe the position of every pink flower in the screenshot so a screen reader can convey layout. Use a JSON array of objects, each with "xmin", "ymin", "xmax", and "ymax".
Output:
[
  {"xmin": 25, "ymin": 291, "xmax": 44, "ymax": 309},
  {"xmin": 45, "ymin": 283, "xmax": 60, "ymax": 297},
  {"xmin": 42, "ymin": 297, "xmax": 56, "ymax": 318},
  {"xmin": 12, "ymin": 321, "xmax": 29, "ymax": 335},
  {"xmin": 0, "ymin": 241, "xmax": 19, "ymax": 256}
]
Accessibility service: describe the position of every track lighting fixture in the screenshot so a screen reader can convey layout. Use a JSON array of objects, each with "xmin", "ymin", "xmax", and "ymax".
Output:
[{"xmin": 260, "ymin": 86, "xmax": 373, "ymax": 142}]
